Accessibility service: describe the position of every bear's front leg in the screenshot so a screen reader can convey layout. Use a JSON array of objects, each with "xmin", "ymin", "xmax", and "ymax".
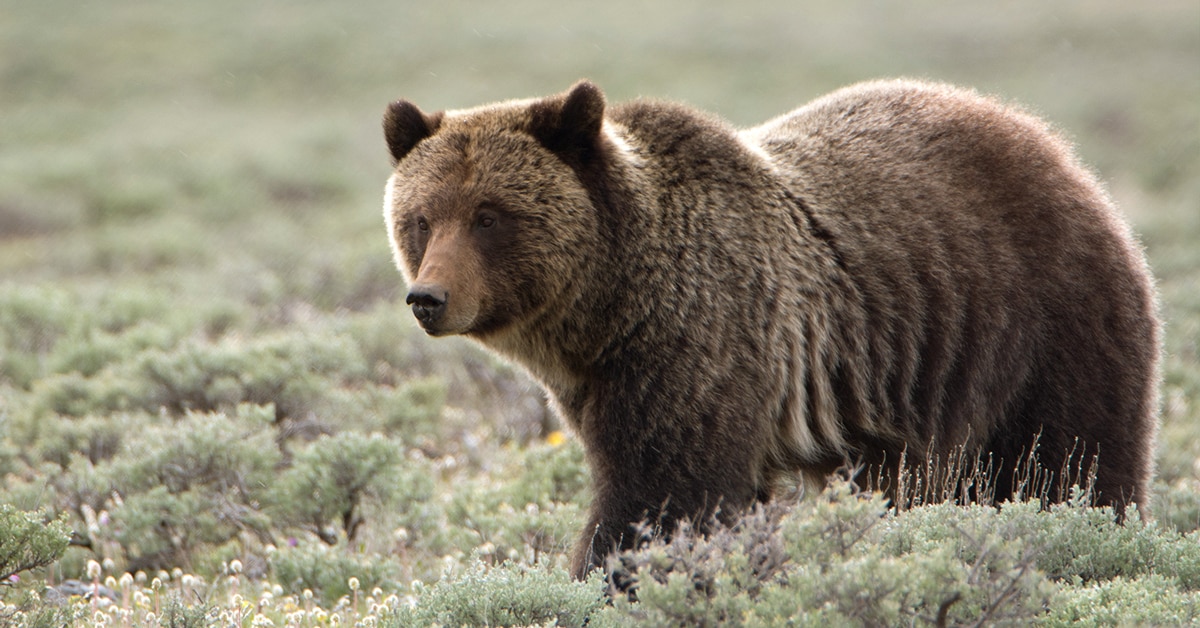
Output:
[
  {"xmin": 568, "ymin": 442, "xmax": 764, "ymax": 580},
  {"xmin": 569, "ymin": 489, "xmax": 678, "ymax": 581},
  {"xmin": 569, "ymin": 509, "xmax": 624, "ymax": 581}
]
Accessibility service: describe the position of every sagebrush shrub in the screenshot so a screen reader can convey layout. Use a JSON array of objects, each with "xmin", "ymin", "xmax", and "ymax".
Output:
[
  {"xmin": 269, "ymin": 539, "xmax": 400, "ymax": 606},
  {"xmin": 1045, "ymin": 573, "xmax": 1200, "ymax": 626},
  {"xmin": 0, "ymin": 505, "xmax": 71, "ymax": 581},
  {"xmin": 434, "ymin": 441, "xmax": 588, "ymax": 566},
  {"xmin": 134, "ymin": 332, "xmax": 365, "ymax": 420},
  {"xmin": 271, "ymin": 431, "xmax": 431, "ymax": 543},
  {"xmin": 590, "ymin": 480, "xmax": 1200, "ymax": 626},
  {"xmin": 80, "ymin": 406, "xmax": 280, "ymax": 572},
  {"xmin": 381, "ymin": 559, "xmax": 605, "ymax": 628}
]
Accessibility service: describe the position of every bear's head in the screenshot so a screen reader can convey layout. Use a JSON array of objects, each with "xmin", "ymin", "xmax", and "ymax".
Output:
[{"xmin": 382, "ymin": 81, "xmax": 609, "ymax": 340}]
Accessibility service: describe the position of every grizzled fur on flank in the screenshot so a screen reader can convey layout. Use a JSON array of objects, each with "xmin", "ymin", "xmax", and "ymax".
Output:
[{"xmin": 381, "ymin": 79, "xmax": 1160, "ymax": 579}]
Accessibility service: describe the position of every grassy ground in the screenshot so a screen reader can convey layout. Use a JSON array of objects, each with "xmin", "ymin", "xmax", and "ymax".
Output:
[{"xmin": 1, "ymin": 0, "xmax": 1197, "ymax": 625}]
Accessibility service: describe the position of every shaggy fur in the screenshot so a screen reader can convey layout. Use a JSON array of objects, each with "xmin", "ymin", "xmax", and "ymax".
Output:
[{"xmin": 381, "ymin": 79, "xmax": 1160, "ymax": 579}]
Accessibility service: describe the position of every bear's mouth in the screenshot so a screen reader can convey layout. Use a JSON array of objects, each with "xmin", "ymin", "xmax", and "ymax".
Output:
[
  {"xmin": 418, "ymin": 323, "xmax": 451, "ymax": 337},
  {"xmin": 411, "ymin": 312, "xmax": 471, "ymax": 337},
  {"xmin": 411, "ymin": 314, "xmax": 448, "ymax": 336}
]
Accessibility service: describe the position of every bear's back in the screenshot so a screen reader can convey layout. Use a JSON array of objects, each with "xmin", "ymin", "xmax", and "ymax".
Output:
[{"xmin": 740, "ymin": 80, "xmax": 1158, "ymax": 489}]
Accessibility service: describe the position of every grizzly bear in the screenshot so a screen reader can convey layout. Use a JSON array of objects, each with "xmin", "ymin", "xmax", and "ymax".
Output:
[{"xmin": 381, "ymin": 79, "xmax": 1160, "ymax": 579}]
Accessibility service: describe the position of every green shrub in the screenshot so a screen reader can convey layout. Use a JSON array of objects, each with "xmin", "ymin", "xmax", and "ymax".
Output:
[
  {"xmin": 378, "ymin": 377, "xmax": 447, "ymax": 436},
  {"xmin": 602, "ymin": 485, "xmax": 971, "ymax": 625},
  {"xmin": 324, "ymin": 376, "xmax": 447, "ymax": 442},
  {"xmin": 44, "ymin": 455, "xmax": 115, "ymax": 520},
  {"xmin": 0, "ymin": 590, "xmax": 86, "ymax": 628},
  {"xmin": 0, "ymin": 286, "xmax": 187, "ymax": 389},
  {"xmin": 158, "ymin": 594, "xmax": 219, "ymax": 628},
  {"xmin": 588, "ymin": 482, "xmax": 1200, "ymax": 626},
  {"xmin": 966, "ymin": 500, "xmax": 1200, "ymax": 589},
  {"xmin": 0, "ymin": 286, "xmax": 76, "ymax": 388},
  {"xmin": 382, "ymin": 559, "xmax": 605, "ymax": 628},
  {"xmin": 1154, "ymin": 478, "xmax": 1200, "ymax": 535},
  {"xmin": 269, "ymin": 539, "xmax": 399, "ymax": 606},
  {"xmin": 134, "ymin": 332, "xmax": 365, "ymax": 420},
  {"xmin": 1045, "ymin": 574, "xmax": 1200, "ymax": 626},
  {"xmin": 0, "ymin": 287, "xmax": 74, "ymax": 358},
  {"xmin": 434, "ymin": 441, "xmax": 588, "ymax": 565},
  {"xmin": 26, "ymin": 371, "xmax": 140, "ymax": 419},
  {"xmin": 501, "ymin": 440, "xmax": 591, "ymax": 508},
  {"xmin": 344, "ymin": 304, "xmax": 422, "ymax": 378},
  {"xmin": 45, "ymin": 320, "xmax": 178, "ymax": 379},
  {"xmin": 113, "ymin": 405, "xmax": 279, "ymax": 496},
  {"xmin": 95, "ymin": 406, "xmax": 281, "ymax": 571},
  {"xmin": 271, "ymin": 432, "xmax": 432, "ymax": 543},
  {"xmin": 46, "ymin": 332, "xmax": 133, "ymax": 379},
  {"xmin": 23, "ymin": 413, "xmax": 140, "ymax": 469},
  {"xmin": 0, "ymin": 505, "xmax": 71, "ymax": 581}
]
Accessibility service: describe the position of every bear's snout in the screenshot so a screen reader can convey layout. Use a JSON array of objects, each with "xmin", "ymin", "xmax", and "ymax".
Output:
[{"xmin": 406, "ymin": 286, "xmax": 448, "ymax": 331}]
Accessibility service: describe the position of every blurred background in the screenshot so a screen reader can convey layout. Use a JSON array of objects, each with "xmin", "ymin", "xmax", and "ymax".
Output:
[
  {"xmin": 1, "ymin": 1, "xmax": 1195, "ymax": 279},
  {"xmin": 0, "ymin": 0, "xmax": 1197, "ymax": 606}
]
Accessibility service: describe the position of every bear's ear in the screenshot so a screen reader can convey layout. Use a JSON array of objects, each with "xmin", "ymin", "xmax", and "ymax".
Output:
[
  {"xmin": 529, "ymin": 80, "xmax": 606, "ymax": 158},
  {"xmin": 383, "ymin": 100, "xmax": 443, "ymax": 165}
]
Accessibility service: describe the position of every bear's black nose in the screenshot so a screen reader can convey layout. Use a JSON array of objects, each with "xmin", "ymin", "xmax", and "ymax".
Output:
[{"xmin": 406, "ymin": 287, "xmax": 447, "ymax": 325}]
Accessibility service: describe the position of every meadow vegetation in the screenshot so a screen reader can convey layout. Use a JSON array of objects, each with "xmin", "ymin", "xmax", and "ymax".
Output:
[{"xmin": 1, "ymin": 0, "xmax": 1197, "ymax": 625}]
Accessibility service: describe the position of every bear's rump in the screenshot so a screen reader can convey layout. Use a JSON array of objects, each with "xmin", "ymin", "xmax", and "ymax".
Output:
[{"xmin": 746, "ymin": 83, "xmax": 1156, "ymax": 506}]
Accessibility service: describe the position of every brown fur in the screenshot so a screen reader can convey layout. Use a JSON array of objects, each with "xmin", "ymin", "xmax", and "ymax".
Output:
[{"xmin": 381, "ymin": 79, "xmax": 1160, "ymax": 579}]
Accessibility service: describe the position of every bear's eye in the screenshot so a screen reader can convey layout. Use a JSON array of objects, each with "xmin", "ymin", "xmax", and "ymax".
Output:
[
  {"xmin": 416, "ymin": 217, "xmax": 429, "ymax": 232},
  {"xmin": 477, "ymin": 214, "xmax": 496, "ymax": 229}
]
